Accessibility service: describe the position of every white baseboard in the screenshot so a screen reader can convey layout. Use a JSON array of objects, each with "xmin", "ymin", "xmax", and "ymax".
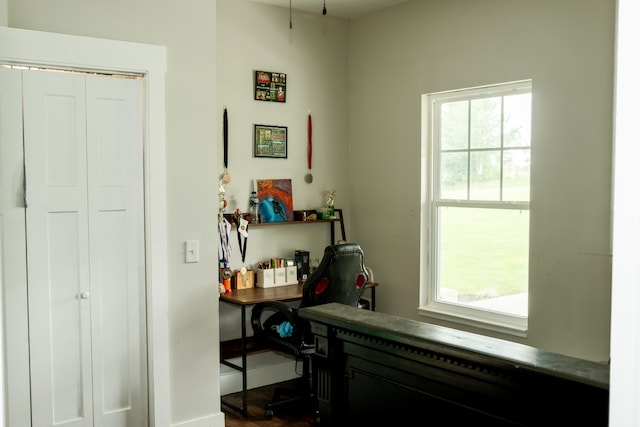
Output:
[
  {"xmin": 220, "ymin": 351, "xmax": 300, "ymax": 396},
  {"xmin": 170, "ymin": 412, "xmax": 225, "ymax": 427}
]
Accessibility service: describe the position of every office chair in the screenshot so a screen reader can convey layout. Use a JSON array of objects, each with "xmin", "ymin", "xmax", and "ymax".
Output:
[{"xmin": 250, "ymin": 243, "xmax": 369, "ymax": 420}]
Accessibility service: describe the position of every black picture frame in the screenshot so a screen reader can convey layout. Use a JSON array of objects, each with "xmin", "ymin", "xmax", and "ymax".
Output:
[
  {"xmin": 254, "ymin": 70, "xmax": 286, "ymax": 103},
  {"xmin": 254, "ymin": 124, "xmax": 288, "ymax": 158}
]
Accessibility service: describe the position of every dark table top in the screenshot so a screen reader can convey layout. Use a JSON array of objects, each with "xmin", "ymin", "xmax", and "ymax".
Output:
[
  {"xmin": 299, "ymin": 302, "xmax": 609, "ymax": 390},
  {"xmin": 220, "ymin": 282, "xmax": 378, "ymax": 306}
]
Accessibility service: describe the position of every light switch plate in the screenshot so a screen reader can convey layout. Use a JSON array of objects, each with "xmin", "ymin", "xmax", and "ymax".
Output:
[{"xmin": 185, "ymin": 240, "xmax": 199, "ymax": 263}]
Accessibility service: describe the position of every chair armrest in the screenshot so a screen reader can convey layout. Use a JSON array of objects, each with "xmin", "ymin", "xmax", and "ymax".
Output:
[
  {"xmin": 251, "ymin": 300, "xmax": 297, "ymax": 334},
  {"xmin": 251, "ymin": 301, "xmax": 312, "ymax": 356}
]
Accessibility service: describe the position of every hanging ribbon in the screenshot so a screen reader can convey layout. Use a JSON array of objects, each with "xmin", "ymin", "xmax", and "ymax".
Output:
[
  {"xmin": 219, "ymin": 108, "xmax": 232, "ymax": 291},
  {"xmin": 223, "ymin": 107, "xmax": 229, "ymax": 170},
  {"xmin": 233, "ymin": 210, "xmax": 249, "ymax": 263},
  {"xmin": 308, "ymin": 113, "xmax": 313, "ymax": 171},
  {"xmin": 218, "ymin": 215, "xmax": 231, "ymax": 267},
  {"xmin": 305, "ymin": 112, "xmax": 314, "ymax": 183},
  {"xmin": 220, "ymin": 107, "xmax": 232, "ymax": 186}
]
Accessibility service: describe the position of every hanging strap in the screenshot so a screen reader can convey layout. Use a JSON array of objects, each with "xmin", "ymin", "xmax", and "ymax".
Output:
[
  {"xmin": 218, "ymin": 214, "xmax": 231, "ymax": 267},
  {"xmin": 223, "ymin": 107, "xmax": 229, "ymax": 169},
  {"xmin": 236, "ymin": 227, "xmax": 247, "ymax": 263},
  {"xmin": 307, "ymin": 113, "xmax": 313, "ymax": 170},
  {"xmin": 234, "ymin": 210, "xmax": 248, "ymax": 263}
]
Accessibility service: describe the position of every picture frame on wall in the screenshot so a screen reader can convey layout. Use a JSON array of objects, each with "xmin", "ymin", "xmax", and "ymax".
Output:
[
  {"xmin": 254, "ymin": 70, "xmax": 286, "ymax": 103},
  {"xmin": 254, "ymin": 124, "xmax": 288, "ymax": 158}
]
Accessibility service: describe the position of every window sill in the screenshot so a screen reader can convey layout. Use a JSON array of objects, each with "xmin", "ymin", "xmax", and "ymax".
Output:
[{"xmin": 418, "ymin": 304, "xmax": 528, "ymax": 338}]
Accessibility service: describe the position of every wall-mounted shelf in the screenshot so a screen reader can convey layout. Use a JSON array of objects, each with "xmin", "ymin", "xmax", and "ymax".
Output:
[
  {"xmin": 244, "ymin": 218, "xmax": 339, "ymax": 227},
  {"xmin": 223, "ymin": 208, "xmax": 345, "ymax": 244}
]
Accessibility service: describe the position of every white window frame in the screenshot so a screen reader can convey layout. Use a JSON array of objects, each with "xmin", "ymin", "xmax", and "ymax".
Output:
[{"xmin": 419, "ymin": 80, "xmax": 531, "ymax": 336}]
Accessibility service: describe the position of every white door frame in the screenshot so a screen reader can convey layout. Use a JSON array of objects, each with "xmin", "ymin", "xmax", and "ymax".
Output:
[{"xmin": 0, "ymin": 26, "xmax": 169, "ymax": 426}]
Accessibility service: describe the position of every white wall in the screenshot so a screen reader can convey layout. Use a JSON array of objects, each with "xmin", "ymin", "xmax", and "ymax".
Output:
[
  {"xmin": 8, "ymin": 1, "xmax": 221, "ymax": 425},
  {"xmin": 347, "ymin": 0, "xmax": 615, "ymax": 362},
  {"xmin": 0, "ymin": 0, "xmax": 6, "ymax": 25}
]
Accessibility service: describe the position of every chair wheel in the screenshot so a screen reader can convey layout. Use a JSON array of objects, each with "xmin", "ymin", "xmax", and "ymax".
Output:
[{"xmin": 265, "ymin": 408, "xmax": 274, "ymax": 420}]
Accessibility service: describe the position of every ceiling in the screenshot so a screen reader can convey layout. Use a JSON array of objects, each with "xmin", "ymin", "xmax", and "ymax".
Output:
[{"xmin": 248, "ymin": 0, "xmax": 413, "ymax": 20}]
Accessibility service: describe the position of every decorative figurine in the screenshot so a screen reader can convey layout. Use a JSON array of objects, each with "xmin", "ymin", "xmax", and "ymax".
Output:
[
  {"xmin": 323, "ymin": 190, "xmax": 336, "ymax": 208},
  {"xmin": 323, "ymin": 190, "xmax": 336, "ymax": 218}
]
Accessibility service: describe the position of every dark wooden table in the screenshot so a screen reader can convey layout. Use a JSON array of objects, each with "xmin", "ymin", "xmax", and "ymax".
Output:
[{"xmin": 300, "ymin": 303, "xmax": 609, "ymax": 425}]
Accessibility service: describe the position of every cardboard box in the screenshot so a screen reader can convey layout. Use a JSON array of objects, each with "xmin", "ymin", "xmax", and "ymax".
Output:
[
  {"xmin": 286, "ymin": 266, "xmax": 298, "ymax": 285},
  {"xmin": 274, "ymin": 267, "xmax": 287, "ymax": 285},
  {"xmin": 256, "ymin": 268, "xmax": 291, "ymax": 287},
  {"xmin": 233, "ymin": 269, "xmax": 254, "ymax": 289},
  {"xmin": 293, "ymin": 210, "xmax": 318, "ymax": 221},
  {"xmin": 256, "ymin": 269, "xmax": 275, "ymax": 287}
]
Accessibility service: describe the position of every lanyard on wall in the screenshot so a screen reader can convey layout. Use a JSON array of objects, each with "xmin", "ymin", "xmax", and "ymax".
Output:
[
  {"xmin": 234, "ymin": 210, "xmax": 248, "ymax": 263},
  {"xmin": 222, "ymin": 107, "xmax": 231, "ymax": 184},
  {"xmin": 305, "ymin": 112, "xmax": 313, "ymax": 183},
  {"xmin": 218, "ymin": 215, "xmax": 231, "ymax": 267}
]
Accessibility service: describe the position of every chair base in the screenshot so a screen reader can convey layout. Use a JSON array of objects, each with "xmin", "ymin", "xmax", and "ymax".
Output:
[
  {"xmin": 263, "ymin": 356, "xmax": 318, "ymax": 422},
  {"xmin": 264, "ymin": 382, "xmax": 314, "ymax": 420}
]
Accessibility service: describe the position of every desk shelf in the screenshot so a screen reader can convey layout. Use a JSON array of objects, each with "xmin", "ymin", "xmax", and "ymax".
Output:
[
  {"xmin": 224, "ymin": 208, "xmax": 346, "ymax": 245},
  {"xmin": 220, "ymin": 336, "xmax": 268, "ymax": 360},
  {"xmin": 243, "ymin": 218, "xmax": 340, "ymax": 227},
  {"xmin": 224, "ymin": 217, "xmax": 340, "ymax": 228}
]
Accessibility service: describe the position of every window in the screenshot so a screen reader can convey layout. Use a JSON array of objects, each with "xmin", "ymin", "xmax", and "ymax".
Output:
[{"xmin": 420, "ymin": 80, "xmax": 532, "ymax": 335}]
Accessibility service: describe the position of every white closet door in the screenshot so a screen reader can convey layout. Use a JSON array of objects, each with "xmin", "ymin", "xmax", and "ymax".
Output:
[
  {"xmin": 85, "ymin": 75, "xmax": 146, "ymax": 427},
  {"xmin": 0, "ymin": 67, "xmax": 32, "ymax": 427},
  {"xmin": 24, "ymin": 70, "xmax": 93, "ymax": 427},
  {"xmin": 23, "ymin": 70, "xmax": 147, "ymax": 427}
]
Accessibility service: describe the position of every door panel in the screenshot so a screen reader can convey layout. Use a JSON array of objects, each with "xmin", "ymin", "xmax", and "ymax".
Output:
[
  {"xmin": 23, "ymin": 70, "xmax": 92, "ymax": 427},
  {"xmin": 0, "ymin": 66, "xmax": 32, "ymax": 427},
  {"xmin": 46, "ymin": 211, "xmax": 90, "ymax": 424},
  {"xmin": 85, "ymin": 76, "xmax": 146, "ymax": 426}
]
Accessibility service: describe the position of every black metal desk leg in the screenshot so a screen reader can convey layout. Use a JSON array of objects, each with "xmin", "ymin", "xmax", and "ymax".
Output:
[
  {"xmin": 240, "ymin": 305, "xmax": 248, "ymax": 417},
  {"xmin": 220, "ymin": 304, "xmax": 250, "ymax": 418}
]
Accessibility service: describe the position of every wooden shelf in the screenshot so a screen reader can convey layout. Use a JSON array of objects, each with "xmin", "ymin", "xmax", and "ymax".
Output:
[
  {"xmin": 247, "ymin": 218, "xmax": 340, "ymax": 228},
  {"xmin": 220, "ymin": 336, "xmax": 269, "ymax": 360},
  {"xmin": 223, "ymin": 215, "xmax": 340, "ymax": 228},
  {"xmin": 223, "ymin": 208, "xmax": 346, "ymax": 245}
]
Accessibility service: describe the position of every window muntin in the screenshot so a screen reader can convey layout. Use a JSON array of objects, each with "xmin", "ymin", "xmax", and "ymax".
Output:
[{"xmin": 422, "ymin": 81, "xmax": 532, "ymax": 333}]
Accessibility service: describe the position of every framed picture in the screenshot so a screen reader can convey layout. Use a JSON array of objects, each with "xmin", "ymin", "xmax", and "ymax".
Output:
[
  {"xmin": 257, "ymin": 179, "xmax": 294, "ymax": 222},
  {"xmin": 254, "ymin": 70, "xmax": 286, "ymax": 103},
  {"xmin": 254, "ymin": 124, "xmax": 288, "ymax": 158}
]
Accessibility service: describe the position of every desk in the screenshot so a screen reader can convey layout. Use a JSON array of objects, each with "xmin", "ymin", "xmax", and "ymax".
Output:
[{"xmin": 219, "ymin": 282, "xmax": 378, "ymax": 418}]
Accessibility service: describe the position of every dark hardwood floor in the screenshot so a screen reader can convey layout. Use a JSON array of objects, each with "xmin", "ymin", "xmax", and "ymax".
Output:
[{"xmin": 222, "ymin": 380, "xmax": 315, "ymax": 427}]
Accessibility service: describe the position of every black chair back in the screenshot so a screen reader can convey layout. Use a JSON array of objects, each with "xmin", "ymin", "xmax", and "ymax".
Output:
[
  {"xmin": 252, "ymin": 243, "xmax": 369, "ymax": 356},
  {"xmin": 299, "ymin": 243, "xmax": 369, "ymax": 309}
]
